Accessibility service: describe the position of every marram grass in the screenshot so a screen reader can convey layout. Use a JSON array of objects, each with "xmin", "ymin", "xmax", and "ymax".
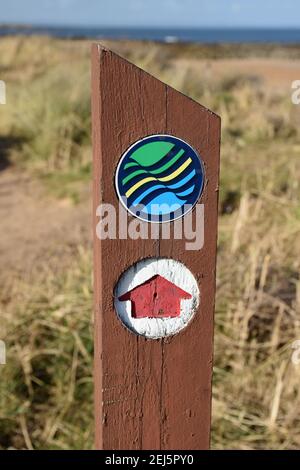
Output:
[{"xmin": 0, "ymin": 36, "xmax": 300, "ymax": 449}]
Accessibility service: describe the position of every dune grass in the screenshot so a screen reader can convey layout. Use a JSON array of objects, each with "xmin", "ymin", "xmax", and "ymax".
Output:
[
  {"xmin": 0, "ymin": 36, "xmax": 91, "ymax": 200},
  {"xmin": 0, "ymin": 248, "xmax": 93, "ymax": 450},
  {"xmin": 0, "ymin": 36, "xmax": 300, "ymax": 449}
]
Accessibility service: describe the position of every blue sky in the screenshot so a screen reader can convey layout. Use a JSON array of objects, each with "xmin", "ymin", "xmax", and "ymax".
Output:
[{"xmin": 0, "ymin": 0, "xmax": 300, "ymax": 28}]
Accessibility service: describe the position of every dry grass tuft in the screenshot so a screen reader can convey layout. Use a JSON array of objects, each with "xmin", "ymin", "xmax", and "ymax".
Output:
[{"xmin": 0, "ymin": 248, "xmax": 93, "ymax": 449}]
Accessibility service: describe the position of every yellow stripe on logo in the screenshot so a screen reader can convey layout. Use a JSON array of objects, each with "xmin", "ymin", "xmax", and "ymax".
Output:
[
  {"xmin": 125, "ymin": 176, "xmax": 156, "ymax": 198},
  {"xmin": 159, "ymin": 157, "xmax": 192, "ymax": 182},
  {"xmin": 125, "ymin": 158, "xmax": 192, "ymax": 198}
]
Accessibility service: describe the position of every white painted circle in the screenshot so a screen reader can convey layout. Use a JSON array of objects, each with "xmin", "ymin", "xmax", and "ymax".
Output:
[{"xmin": 114, "ymin": 258, "xmax": 200, "ymax": 339}]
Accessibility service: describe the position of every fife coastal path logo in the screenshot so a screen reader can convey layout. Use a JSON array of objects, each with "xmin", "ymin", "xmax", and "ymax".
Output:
[{"xmin": 115, "ymin": 134, "xmax": 205, "ymax": 223}]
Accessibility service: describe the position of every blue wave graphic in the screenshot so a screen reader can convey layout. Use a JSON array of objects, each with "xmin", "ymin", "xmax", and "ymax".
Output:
[
  {"xmin": 144, "ymin": 193, "xmax": 184, "ymax": 215},
  {"xmin": 131, "ymin": 169, "xmax": 197, "ymax": 207}
]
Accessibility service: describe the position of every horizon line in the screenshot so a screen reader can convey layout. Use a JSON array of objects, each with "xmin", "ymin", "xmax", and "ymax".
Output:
[{"xmin": 1, "ymin": 22, "xmax": 300, "ymax": 30}]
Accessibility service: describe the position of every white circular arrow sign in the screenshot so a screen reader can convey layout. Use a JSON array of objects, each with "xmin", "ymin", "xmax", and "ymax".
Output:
[{"xmin": 114, "ymin": 258, "xmax": 200, "ymax": 339}]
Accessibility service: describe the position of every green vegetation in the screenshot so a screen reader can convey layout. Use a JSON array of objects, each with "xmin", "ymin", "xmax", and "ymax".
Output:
[
  {"xmin": 0, "ymin": 36, "xmax": 299, "ymax": 449},
  {"xmin": 0, "ymin": 37, "xmax": 91, "ymax": 199},
  {"xmin": 0, "ymin": 248, "xmax": 93, "ymax": 449}
]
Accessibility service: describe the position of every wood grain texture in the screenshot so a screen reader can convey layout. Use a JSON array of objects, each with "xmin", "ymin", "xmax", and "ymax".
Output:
[{"xmin": 91, "ymin": 43, "xmax": 221, "ymax": 450}]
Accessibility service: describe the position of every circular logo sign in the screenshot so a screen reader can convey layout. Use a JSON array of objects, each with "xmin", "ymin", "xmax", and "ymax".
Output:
[
  {"xmin": 114, "ymin": 258, "xmax": 200, "ymax": 339},
  {"xmin": 115, "ymin": 135, "xmax": 205, "ymax": 223}
]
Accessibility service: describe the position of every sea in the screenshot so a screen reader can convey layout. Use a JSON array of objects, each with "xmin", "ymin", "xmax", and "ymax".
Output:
[{"xmin": 1, "ymin": 25, "xmax": 300, "ymax": 43}]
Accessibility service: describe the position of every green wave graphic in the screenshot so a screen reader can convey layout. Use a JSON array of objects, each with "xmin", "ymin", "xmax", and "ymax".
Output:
[
  {"xmin": 125, "ymin": 141, "xmax": 175, "ymax": 167},
  {"xmin": 122, "ymin": 149, "xmax": 185, "ymax": 185}
]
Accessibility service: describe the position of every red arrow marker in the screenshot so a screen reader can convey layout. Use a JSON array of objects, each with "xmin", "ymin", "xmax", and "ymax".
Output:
[{"xmin": 118, "ymin": 274, "xmax": 192, "ymax": 319}]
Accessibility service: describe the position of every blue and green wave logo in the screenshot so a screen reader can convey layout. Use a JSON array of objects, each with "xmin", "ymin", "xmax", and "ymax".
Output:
[{"xmin": 115, "ymin": 135, "xmax": 205, "ymax": 222}]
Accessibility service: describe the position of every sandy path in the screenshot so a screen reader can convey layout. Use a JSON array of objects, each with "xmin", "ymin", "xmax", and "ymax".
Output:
[
  {"xmin": 175, "ymin": 57, "xmax": 300, "ymax": 90},
  {"xmin": 0, "ymin": 166, "xmax": 91, "ymax": 280}
]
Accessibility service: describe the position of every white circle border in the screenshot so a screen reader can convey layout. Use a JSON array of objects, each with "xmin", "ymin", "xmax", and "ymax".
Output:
[{"xmin": 114, "ymin": 134, "xmax": 205, "ymax": 224}]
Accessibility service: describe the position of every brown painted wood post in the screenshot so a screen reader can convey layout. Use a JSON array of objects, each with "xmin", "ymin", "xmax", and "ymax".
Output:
[{"xmin": 92, "ymin": 43, "xmax": 221, "ymax": 450}]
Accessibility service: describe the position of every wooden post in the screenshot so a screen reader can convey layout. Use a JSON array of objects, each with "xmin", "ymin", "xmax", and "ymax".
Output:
[{"xmin": 92, "ymin": 43, "xmax": 220, "ymax": 450}]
